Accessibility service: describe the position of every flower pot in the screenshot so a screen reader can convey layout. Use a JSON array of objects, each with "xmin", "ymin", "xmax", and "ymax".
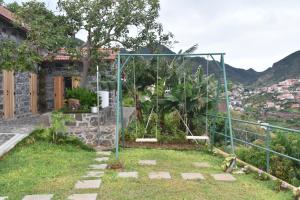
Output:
[{"xmin": 91, "ymin": 106, "xmax": 98, "ymax": 113}]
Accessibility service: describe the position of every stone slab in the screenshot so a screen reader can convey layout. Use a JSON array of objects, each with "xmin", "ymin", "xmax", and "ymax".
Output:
[
  {"xmin": 96, "ymin": 151, "xmax": 111, "ymax": 156},
  {"xmin": 149, "ymin": 172, "xmax": 171, "ymax": 179},
  {"xmin": 0, "ymin": 133, "xmax": 29, "ymax": 158},
  {"xmin": 193, "ymin": 162, "xmax": 211, "ymax": 168},
  {"xmin": 82, "ymin": 171, "xmax": 104, "ymax": 178},
  {"xmin": 22, "ymin": 194, "xmax": 53, "ymax": 200},
  {"xmin": 181, "ymin": 173, "xmax": 205, "ymax": 180},
  {"xmin": 118, "ymin": 171, "xmax": 138, "ymax": 178},
  {"xmin": 74, "ymin": 180, "xmax": 102, "ymax": 189},
  {"xmin": 95, "ymin": 157, "xmax": 109, "ymax": 162},
  {"xmin": 89, "ymin": 164, "xmax": 107, "ymax": 170},
  {"xmin": 0, "ymin": 197, "xmax": 8, "ymax": 200},
  {"xmin": 139, "ymin": 160, "xmax": 156, "ymax": 166},
  {"xmin": 211, "ymin": 173, "xmax": 236, "ymax": 181},
  {"xmin": 67, "ymin": 193, "xmax": 97, "ymax": 200}
]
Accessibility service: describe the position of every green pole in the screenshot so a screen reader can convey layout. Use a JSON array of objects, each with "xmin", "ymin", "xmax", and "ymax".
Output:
[
  {"xmin": 221, "ymin": 55, "xmax": 235, "ymax": 155},
  {"xmin": 266, "ymin": 127, "xmax": 271, "ymax": 173},
  {"xmin": 115, "ymin": 53, "xmax": 121, "ymax": 159},
  {"xmin": 120, "ymin": 88, "xmax": 125, "ymax": 148}
]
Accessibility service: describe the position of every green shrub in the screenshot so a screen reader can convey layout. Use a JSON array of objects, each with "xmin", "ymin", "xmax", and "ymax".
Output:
[
  {"xmin": 24, "ymin": 113, "xmax": 94, "ymax": 151},
  {"xmin": 66, "ymin": 87, "xmax": 98, "ymax": 108}
]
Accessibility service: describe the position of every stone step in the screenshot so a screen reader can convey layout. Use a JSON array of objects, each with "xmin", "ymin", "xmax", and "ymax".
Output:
[
  {"xmin": 95, "ymin": 157, "xmax": 109, "ymax": 162},
  {"xmin": 149, "ymin": 172, "xmax": 171, "ymax": 179},
  {"xmin": 139, "ymin": 160, "xmax": 156, "ymax": 166},
  {"xmin": 22, "ymin": 194, "xmax": 53, "ymax": 200},
  {"xmin": 82, "ymin": 171, "xmax": 104, "ymax": 178},
  {"xmin": 67, "ymin": 193, "xmax": 97, "ymax": 200},
  {"xmin": 74, "ymin": 180, "xmax": 102, "ymax": 189},
  {"xmin": 181, "ymin": 173, "xmax": 205, "ymax": 180},
  {"xmin": 211, "ymin": 173, "xmax": 236, "ymax": 181},
  {"xmin": 118, "ymin": 171, "xmax": 138, "ymax": 178},
  {"xmin": 89, "ymin": 164, "xmax": 108, "ymax": 170}
]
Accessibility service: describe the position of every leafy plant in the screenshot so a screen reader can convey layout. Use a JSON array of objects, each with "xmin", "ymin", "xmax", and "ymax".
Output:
[
  {"xmin": 48, "ymin": 111, "xmax": 73, "ymax": 143},
  {"xmin": 66, "ymin": 88, "xmax": 98, "ymax": 108},
  {"xmin": 221, "ymin": 155, "xmax": 236, "ymax": 173}
]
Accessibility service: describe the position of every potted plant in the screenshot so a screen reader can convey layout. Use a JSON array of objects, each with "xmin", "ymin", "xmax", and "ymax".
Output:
[{"xmin": 91, "ymin": 104, "xmax": 98, "ymax": 113}]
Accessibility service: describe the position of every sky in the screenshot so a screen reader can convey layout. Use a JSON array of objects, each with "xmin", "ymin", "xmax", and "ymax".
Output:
[{"xmin": 5, "ymin": 0, "xmax": 300, "ymax": 72}]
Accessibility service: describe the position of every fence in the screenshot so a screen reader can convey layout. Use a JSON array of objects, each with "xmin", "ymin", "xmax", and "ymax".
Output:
[{"xmin": 208, "ymin": 114, "xmax": 300, "ymax": 173}]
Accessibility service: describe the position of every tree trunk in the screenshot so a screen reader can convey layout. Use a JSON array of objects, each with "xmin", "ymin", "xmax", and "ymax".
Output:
[
  {"xmin": 80, "ymin": 58, "xmax": 90, "ymax": 88},
  {"xmin": 80, "ymin": 32, "xmax": 91, "ymax": 88}
]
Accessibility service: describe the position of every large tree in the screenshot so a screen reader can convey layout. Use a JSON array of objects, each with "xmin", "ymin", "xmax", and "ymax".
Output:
[
  {"xmin": 58, "ymin": 0, "xmax": 172, "ymax": 87},
  {"xmin": 0, "ymin": 1, "xmax": 72, "ymax": 71}
]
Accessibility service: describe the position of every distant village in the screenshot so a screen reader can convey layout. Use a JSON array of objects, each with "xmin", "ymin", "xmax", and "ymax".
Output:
[{"xmin": 230, "ymin": 79, "xmax": 300, "ymax": 112}]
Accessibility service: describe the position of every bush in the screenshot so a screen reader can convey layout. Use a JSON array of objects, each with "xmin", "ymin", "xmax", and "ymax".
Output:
[
  {"xmin": 24, "ymin": 112, "xmax": 94, "ymax": 151},
  {"xmin": 66, "ymin": 88, "xmax": 98, "ymax": 108}
]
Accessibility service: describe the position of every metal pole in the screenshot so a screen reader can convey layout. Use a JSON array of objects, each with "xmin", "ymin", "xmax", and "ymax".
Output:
[
  {"xmin": 266, "ymin": 127, "xmax": 271, "ymax": 173},
  {"xmin": 121, "ymin": 90, "xmax": 125, "ymax": 148},
  {"xmin": 221, "ymin": 54, "xmax": 235, "ymax": 155},
  {"xmin": 97, "ymin": 66, "xmax": 101, "ymax": 142},
  {"xmin": 115, "ymin": 54, "xmax": 121, "ymax": 159}
]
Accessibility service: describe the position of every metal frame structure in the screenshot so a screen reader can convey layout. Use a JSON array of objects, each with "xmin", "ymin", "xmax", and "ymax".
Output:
[{"xmin": 114, "ymin": 52, "xmax": 234, "ymax": 159}]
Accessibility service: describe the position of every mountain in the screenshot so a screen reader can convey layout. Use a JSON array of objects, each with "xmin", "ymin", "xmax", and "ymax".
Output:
[
  {"xmin": 254, "ymin": 51, "xmax": 300, "ymax": 86},
  {"xmin": 160, "ymin": 47, "xmax": 300, "ymax": 86},
  {"xmin": 122, "ymin": 45, "xmax": 300, "ymax": 86}
]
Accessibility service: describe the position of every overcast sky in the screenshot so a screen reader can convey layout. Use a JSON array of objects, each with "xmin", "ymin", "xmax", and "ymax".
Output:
[{"xmin": 5, "ymin": 0, "xmax": 300, "ymax": 71}]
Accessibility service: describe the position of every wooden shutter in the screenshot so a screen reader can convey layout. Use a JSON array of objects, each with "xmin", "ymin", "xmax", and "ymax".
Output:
[
  {"xmin": 3, "ymin": 70, "xmax": 15, "ymax": 119},
  {"xmin": 54, "ymin": 76, "xmax": 64, "ymax": 110},
  {"xmin": 29, "ymin": 73, "xmax": 38, "ymax": 114}
]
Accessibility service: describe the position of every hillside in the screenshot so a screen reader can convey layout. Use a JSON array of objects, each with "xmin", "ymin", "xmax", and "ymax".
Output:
[
  {"xmin": 128, "ymin": 46, "xmax": 300, "ymax": 86},
  {"xmin": 254, "ymin": 50, "xmax": 300, "ymax": 86}
]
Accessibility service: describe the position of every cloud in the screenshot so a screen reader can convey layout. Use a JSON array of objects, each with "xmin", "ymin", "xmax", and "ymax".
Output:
[
  {"xmin": 159, "ymin": 0, "xmax": 300, "ymax": 71},
  {"xmin": 5, "ymin": 0, "xmax": 300, "ymax": 71}
]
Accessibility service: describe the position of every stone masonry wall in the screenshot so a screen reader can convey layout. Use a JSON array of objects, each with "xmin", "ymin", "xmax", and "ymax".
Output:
[
  {"xmin": 0, "ymin": 71, "xmax": 3, "ymax": 120},
  {"xmin": 0, "ymin": 71, "xmax": 32, "ymax": 120},
  {"xmin": 15, "ymin": 72, "xmax": 31, "ymax": 118},
  {"xmin": 65, "ymin": 107, "xmax": 116, "ymax": 149}
]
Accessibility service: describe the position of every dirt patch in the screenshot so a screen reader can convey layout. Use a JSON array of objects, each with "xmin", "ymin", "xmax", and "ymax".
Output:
[
  {"xmin": 123, "ymin": 141, "xmax": 206, "ymax": 150},
  {"xmin": 108, "ymin": 161, "xmax": 124, "ymax": 170}
]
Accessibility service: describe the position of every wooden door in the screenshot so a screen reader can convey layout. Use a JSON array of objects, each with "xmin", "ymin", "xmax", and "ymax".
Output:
[
  {"xmin": 54, "ymin": 76, "xmax": 64, "ymax": 110},
  {"xmin": 72, "ymin": 76, "xmax": 81, "ymax": 88},
  {"xmin": 29, "ymin": 73, "xmax": 38, "ymax": 114},
  {"xmin": 3, "ymin": 70, "xmax": 15, "ymax": 119}
]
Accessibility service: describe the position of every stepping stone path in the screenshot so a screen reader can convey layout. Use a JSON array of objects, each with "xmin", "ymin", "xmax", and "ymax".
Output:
[
  {"xmin": 75, "ymin": 179, "xmax": 102, "ymax": 189},
  {"xmin": 82, "ymin": 171, "xmax": 104, "ymax": 178},
  {"xmin": 95, "ymin": 157, "xmax": 109, "ymax": 162},
  {"xmin": 139, "ymin": 160, "xmax": 156, "ymax": 165},
  {"xmin": 89, "ymin": 164, "xmax": 108, "ymax": 170},
  {"xmin": 181, "ymin": 173, "xmax": 205, "ymax": 180},
  {"xmin": 193, "ymin": 162, "xmax": 211, "ymax": 168},
  {"xmin": 69, "ymin": 151, "xmax": 111, "ymax": 199},
  {"xmin": 96, "ymin": 151, "xmax": 111, "ymax": 156},
  {"xmin": 22, "ymin": 194, "xmax": 53, "ymax": 200},
  {"xmin": 118, "ymin": 171, "xmax": 138, "ymax": 178},
  {"xmin": 149, "ymin": 172, "xmax": 171, "ymax": 179},
  {"xmin": 211, "ymin": 173, "xmax": 236, "ymax": 181},
  {"xmin": 67, "ymin": 193, "xmax": 98, "ymax": 200}
]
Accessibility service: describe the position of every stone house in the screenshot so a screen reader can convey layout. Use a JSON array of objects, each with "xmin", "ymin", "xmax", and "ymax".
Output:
[
  {"xmin": 0, "ymin": 6, "xmax": 117, "ymax": 121},
  {"xmin": 0, "ymin": 5, "xmax": 37, "ymax": 120},
  {"xmin": 41, "ymin": 48, "xmax": 117, "ymax": 111}
]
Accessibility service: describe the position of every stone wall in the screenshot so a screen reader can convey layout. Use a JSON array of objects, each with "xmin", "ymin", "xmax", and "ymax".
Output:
[
  {"xmin": 0, "ymin": 71, "xmax": 3, "ymax": 120},
  {"xmin": 65, "ymin": 107, "xmax": 116, "ymax": 149},
  {"xmin": 0, "ymin": 71, "xmax": 33, "ymax": 120},
  {"xmin": 15, "ymin": 72, "xmax": 31, "ymax": 118}
]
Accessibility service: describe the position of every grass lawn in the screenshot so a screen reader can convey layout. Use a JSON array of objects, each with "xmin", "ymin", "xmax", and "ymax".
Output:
[
  {"xmin": 100, "ymin": 148, "xmax": 293, "ymax": 200},
  {"xmin": 0, "ymin": 141, "xmax": 96, "ymax": 200}
]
